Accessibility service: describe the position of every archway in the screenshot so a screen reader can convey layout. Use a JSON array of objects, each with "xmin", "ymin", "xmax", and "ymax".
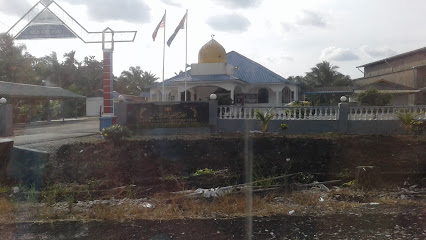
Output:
[
  {"xmin": 258, "ymin": 88, "xmax": 269, "ymax": 103},
  {"xmin": 282, "ymin": 86, "xmax": 291, "ymax": 103}
]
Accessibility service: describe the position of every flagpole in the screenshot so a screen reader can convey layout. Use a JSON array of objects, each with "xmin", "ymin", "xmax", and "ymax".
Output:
[
  {"xmin": 162, "ymin": 10, "xmax": 166, "ymax": 102},
  {"xmin": 184, "ymin": 9, "xmax": 188, "ymax": 101}
]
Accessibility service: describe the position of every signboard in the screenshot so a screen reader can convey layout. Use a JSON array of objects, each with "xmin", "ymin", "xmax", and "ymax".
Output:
[
  {"xmin": 16, "ymin": 24, "xmax": 77, "ymax": 39},
  {"xmin": 15, "ymin": 9, "xmax": 77, "ymax": 40},
  {"xmin": 126, "ymin": 102, "xmax": 209, "ymax": 127}
]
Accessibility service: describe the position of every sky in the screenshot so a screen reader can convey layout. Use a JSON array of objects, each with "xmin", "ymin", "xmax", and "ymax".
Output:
[{"xmin": 1, "ymin": 0, "xmax": 426, "ymax": 82}]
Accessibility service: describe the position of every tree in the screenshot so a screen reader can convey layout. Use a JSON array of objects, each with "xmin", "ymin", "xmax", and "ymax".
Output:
[
  {"xmin": 255, "ymin": 108, "xmax": 275, "ymax": 136},
  {"xmin": 357, "ymin": 87, "xmax": 391, "ymax": 106},
  {"xmin": 305, "ymin": 61, "xmax": 352, "ymax": 88},
  {"xmin": 115, "ymin": 66, "xmax": 158, "ymax": 95},
  {"xmin": 0, "ymin": 33, "xmax": 37, "ymax": 84},
  {"xmin": 76, "ymin": 56, "xmax": 103, "ymax": 96}
]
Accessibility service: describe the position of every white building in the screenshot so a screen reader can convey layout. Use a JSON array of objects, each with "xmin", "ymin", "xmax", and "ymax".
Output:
[{"xmin": 150, "ymin": 38, "xmax": 300, "ymax": 106}]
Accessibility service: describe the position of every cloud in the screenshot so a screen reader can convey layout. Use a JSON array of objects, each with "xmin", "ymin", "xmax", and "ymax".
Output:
[
  {"xmin": 281, "ymin": 22, "xmax": 295, "ymax": 32},
  {"xmin": 281, "ymin": 10, "xmax": 328, "ymax": 33},
  {"xmin": 207, "ymin": 13, "xmax": 250, "ymax": 33},
  {"xmin": 212, "ymin": 0, "xmax": 262, "ymax": 9},
  {"xmin": 160, "ymin": 0, "xmax": 182, "ymax": 7},
  {"xmin": 61, "ymin": 0, "xmax": 150, "ymax": 23},
  {"xmin": 320, "ymin": 47, "xmax": 359, "ymax": 61},
  {"xmin": 361, "ymin": 46, "xmax": 397, "ymax": 58},
  {"xmin": 0, "ymin": 0, "xmax": 32, "ymax": 17},
  {"xmin": 296, "ymin": 10, "xmax": 327, "ymax": 28}
]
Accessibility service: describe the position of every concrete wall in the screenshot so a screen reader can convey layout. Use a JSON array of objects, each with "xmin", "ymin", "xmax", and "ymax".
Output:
[
  {"xmin": 0, "ymin": 139, "xmax": 13, "ymax": 183},
  {"xmin": 0, "ymin": 104, "xmax": 13, "ymax": 137},
  {"xmin": 216, "ymin": 119, "xmax": 404, "ymax": 135},
  {"xmin": 5, "ymin": 147, "xmax": 50, "ymax": 189}
]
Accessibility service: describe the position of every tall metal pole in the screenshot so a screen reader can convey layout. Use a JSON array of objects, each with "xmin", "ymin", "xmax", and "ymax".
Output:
[{"xmin": 162, "ymin": 10, "xmax": 166, "ymax": 102}]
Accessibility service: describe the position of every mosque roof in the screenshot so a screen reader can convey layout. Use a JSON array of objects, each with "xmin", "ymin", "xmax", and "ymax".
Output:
[{"xmin": 157, "ymin": 51, "xmax": 290, "ymax": 87}]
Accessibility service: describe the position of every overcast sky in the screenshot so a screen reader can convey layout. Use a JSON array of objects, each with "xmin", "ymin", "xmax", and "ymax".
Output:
[{"xmin": 1, "ymin": 0, "xmax": 426, "ymax": 82}]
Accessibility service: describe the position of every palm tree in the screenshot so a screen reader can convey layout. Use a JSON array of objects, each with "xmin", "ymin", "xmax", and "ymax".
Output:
[
  {"xmin": 305, "ymin": 61, "xmax": 351, "ymax": 87},
  {"xmin": 116, "ymin": 66, "xmax": 159, "ymax": 95},
  {"xmin": 255, "ymin": 108, "xmax": 275, "ymax": 136}
]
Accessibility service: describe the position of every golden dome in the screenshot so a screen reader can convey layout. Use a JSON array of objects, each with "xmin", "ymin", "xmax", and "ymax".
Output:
[{"xmin": 198, "ymin": 38, "xmax": 226, "ymax": 63}]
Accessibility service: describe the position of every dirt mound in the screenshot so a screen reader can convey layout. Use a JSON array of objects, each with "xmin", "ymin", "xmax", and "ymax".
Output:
[{"xmin": 46, "ymin": 135, "xmax": 426, "ymax": 191}]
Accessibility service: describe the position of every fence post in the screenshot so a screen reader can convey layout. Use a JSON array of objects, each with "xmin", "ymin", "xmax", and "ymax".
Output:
[
  {"xmin": 338, "ymin": 102, "xmax": 349, "ymax": 133},
  {"xmin": 209, "ymin": 100, "xmax": 218, "ymax": 128}
]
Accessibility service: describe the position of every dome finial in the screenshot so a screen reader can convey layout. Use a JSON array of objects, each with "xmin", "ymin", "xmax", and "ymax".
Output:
[{"xmin": 211, "ymin": 34, "xmax": 215, "ymax": 39}]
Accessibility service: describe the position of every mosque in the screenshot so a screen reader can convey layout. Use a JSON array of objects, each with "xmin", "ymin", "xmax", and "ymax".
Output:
[{"xmin": 149, "ymin": 37, "xmax": 300, "ymax": 106}]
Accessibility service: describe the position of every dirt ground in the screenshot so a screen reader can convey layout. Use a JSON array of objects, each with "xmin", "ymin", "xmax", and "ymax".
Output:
[{"xmin": 1, "ymin": 134, "xmax": 425, "ymax": 239}]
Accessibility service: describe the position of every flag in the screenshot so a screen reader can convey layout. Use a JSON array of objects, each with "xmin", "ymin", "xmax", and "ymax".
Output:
[
  {"xmin": 167, "ymin": 13, "xmax": 187, "ymax": 47},
  {"xmin": 152, "ymin": 12, "xmax": 165, "ymax": 41}
]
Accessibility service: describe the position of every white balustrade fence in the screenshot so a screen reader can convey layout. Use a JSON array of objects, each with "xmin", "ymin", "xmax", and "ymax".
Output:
[
  {"xmin": 218, "ymin": 106, "xmax": 339, "ymax": 120},
  {"xmin": 348, "ymin": 106, "xmax": 426, "ymax": 120},
  {"xmin": 218, "ymin": 105, "xmax": 426, "ymax": 121}
]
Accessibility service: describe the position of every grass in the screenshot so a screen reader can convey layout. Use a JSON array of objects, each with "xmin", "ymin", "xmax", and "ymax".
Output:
[
  {"xmin": 0, "ymin": 184, "xmax": 9, "ymax": 194},
  {"xmin": 0, "ymin": 198, "xmax": 16, "ymax": 223}
]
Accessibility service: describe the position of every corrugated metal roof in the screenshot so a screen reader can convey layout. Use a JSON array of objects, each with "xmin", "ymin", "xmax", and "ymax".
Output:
[
  {"xmin": 155, "ymin": 73, "xmax": 239, "ymax": 86},
  {"xmin": 226, "ymin": 51, "xmax": 289, "ymax": 84},
  {"xmin": 158, "ymin": 51, "xmax": 289, "ymax": 86},
  {"xmin": 357, "ymin": 46, "xmax": 426, "ymax": 68},
  {"xmin": 303, "ymin": 86, "xmax": 355, "ymax": 94},
  {"xmin": 356, "ymin": 80, "xmax": 416, "ymax": 91},
  {"xmin": 0, "ymin": 81, "xmax": 85, "ymax": 99}
]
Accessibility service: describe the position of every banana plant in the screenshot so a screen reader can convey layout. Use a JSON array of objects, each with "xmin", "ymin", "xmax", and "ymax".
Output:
[{"xmin": 255, "ymin": 107, "xmax": 275, "ymax": 136}]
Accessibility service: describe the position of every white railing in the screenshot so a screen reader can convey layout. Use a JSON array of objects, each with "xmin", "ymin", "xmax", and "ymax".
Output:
[
  {"xmin": 218, "ymin": 106, "xmax": 339, "ymax": 120},
  {"xmin": 348, "ymin": 106, "xmax": 426, "ymax": 120}
]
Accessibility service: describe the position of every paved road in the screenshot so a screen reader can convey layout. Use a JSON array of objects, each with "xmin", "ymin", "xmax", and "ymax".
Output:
[{"xmin": 12, "ymin": 118, "xmax": 99, "ymax": 147}]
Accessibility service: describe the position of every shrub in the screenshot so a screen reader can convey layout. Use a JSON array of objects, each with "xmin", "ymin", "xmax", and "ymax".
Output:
[
  {"xmin": 101, "ymin": 125, "xmax": 131, "ymax": 144},
  {"xmin": 280, "ymin": 124, "xmax": 288, "ymax": 131},
  {"xmin": 357, "ymin": 87, "xmax": 391, "ymax": 106},
  {"xmin": 395, "ymin": 109, "xmax": 422, "ymax": 134},
  {"xmin": 191, "ymin": 168, "xmax": 219, "ymax": 176},
  {"xmin": 255, "ymin": 108, "xmax": 275, "ymax": 136},
  {"xmin": 410, "ymin": 120, "xmax": 424, "ymax": 136}
]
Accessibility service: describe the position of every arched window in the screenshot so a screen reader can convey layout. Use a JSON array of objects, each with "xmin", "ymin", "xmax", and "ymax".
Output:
[
  {"xmin": 258, "ymin": 88, "xmax": 269, "ymax": 103},
  {"xmin": 282, "ymin": 87, "xmax": 291, "ymax": 103}
]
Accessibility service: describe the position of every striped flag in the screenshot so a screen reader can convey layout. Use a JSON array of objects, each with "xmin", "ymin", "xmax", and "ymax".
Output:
[
  {"xmin": 152, "ymin": 12, "xmax": 166, "ymax": 41},
  {"xmin": 167, "ymin": 13, "xmax": 187, "ymax": 47}
]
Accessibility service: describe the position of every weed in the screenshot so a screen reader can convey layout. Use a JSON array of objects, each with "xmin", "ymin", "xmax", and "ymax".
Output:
[
  {"xmin": 125, "ymin": 184, "xmax": 136, "ymax": 198},
  {"xmin": 191, "ymin": 168, "xmax": 219, "ymax": 176},
  {"xmin": 342, "ymin": 180, "xmax": 355, "ymax": 188},
  {"xmin": 0, "ymin": 184, "xmax": 9, "ymax": 194},
  {"xmin": 26, "ymin": 184, "xmax": 38, "ymax": 203}
]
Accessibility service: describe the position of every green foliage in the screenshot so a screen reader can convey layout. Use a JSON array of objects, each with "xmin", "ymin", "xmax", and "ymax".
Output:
[
  {"xmin": 26, "ymin": 184, "xmax": 38, "ymax": 203},
  {"xmin": 0, "ymin": 184, "xmax": 9, "ymax": 194},
  {"xmin": 289, "ymin": 101, "xmax": 311, "ymax": 107},
  {"xmin": 410, "ymin": 120, "xmax": 424, "ymax": 136},
  {"xmin": 41, "ymin": 184, "xmax": 67, "ymax": 205},
  {"xmin": 357, "ymin": 88, "xmax": 391, "ymax": 106},
  {"xmin": 305, "ymin": 61, "xmax": 352, "ymax": 88},
  {"xmin": 255, "ymin": 107, "xmax": 275, "ymax": 136},
  {"xmin": 342, "ymin": 180, "xmax": 355, "ymax": 187},
  {"xmin": 125, "ymin": 184, "xmax": 136, "ymax": 198},
  {"xmin": 115, "ymin": 66, "xmax": 158, "ymax": 95},
  {"xmin": 280, "ymin": 124, "xmax": 288, "ymax": 131},
  {"xmin": 101, "ymin": 125, "xmax": 132, "ymax": 144},
  {"xmin": 218, "ymin": 95, "xmax": 233, "ymax": 105},
  {"xmin": 191, "ymin": 168, "xmax": 219, "ymax": 176},
  {"xmin": 395, "ymin": 108, "xmax": 422, "ymax": 134},
  {"xmin": 296, "ymin": 173, "xmax": 315, "ymax": 184}
]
